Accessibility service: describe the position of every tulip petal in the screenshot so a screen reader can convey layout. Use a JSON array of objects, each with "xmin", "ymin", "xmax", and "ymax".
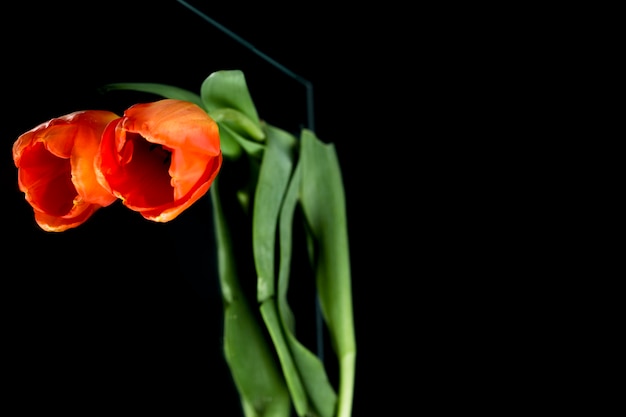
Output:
[
  {"xmin": 17, "ymin": 141, "xmax": 74, "ymax": 216},
  {"xmin": 139, "ymin": 154, "xmax": 222, "ymax": 222},
  {"xmin": 70, "ymin": 111, "xmax": 120, "ymax": 206},
  {"xmin": 96, "ymin": 99, "xmax": 222, "ymax": 222},
  {"xmin": 102, "ymin": 131, "xmax": 175, "ymax": 208},
  {"xmin": 170, "ymin": 148, "xmax": 213, "ymax": 200},
  {"xmin": 32, "ymin": 204, "xmax": 98, "ymax": 233},
  {"xmin": 13, "ymin": 110, "xmax": 119, "ymax": 231},
  {"xmin": 132, "ymin": 101, "xmax": 218, "ymax": 154}
]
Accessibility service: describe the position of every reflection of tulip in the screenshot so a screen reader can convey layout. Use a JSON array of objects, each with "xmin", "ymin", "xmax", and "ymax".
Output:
[
  {"xmin": 96, "ymin": 99, "xmax": 222, "ymax": 222},
  {"xmin": 13, "ymin": 110, "xmax": 120, "ymax": 232}
]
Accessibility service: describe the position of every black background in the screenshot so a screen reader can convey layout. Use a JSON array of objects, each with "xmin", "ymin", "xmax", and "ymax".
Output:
[
  {"xmin": 3, "ymin": 2, "xmax": 544, "ymax": 415},
  {"xmin": 3, "ymin": 1, "xmax": 411, "ymax": 415}
]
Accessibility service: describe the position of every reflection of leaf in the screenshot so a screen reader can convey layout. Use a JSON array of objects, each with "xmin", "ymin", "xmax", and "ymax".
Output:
[
  {"xmin": 300, "ymin": 130, "xmax": 356, "ymax": 417},
  {"xmin": 100, "ymin": 82, "xmax": 203, "ymax": 108}
]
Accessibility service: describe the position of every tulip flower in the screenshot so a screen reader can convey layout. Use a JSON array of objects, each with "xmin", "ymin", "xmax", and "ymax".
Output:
[
  {"xmin": 95, "ymin": 99, "xmax": 222, "ymax": 222},
  {"xmin": 12, "ymin": 65, "xmax": 355, "ymax": 417},
  {"xmin": 12, "ymin": 110, "xmax": 120, "ymax": 232}
]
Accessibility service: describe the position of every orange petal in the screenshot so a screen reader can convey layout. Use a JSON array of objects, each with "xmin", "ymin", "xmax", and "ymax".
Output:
[
  {"xmin": 33, "ymin": 204, "xmax": 99, "ymax": 232},
  {"xmin": 17, "ymin": 141, "xmax": 75, "ymax": 216},
  {"xmin": 13, "ymin": 110, "xmax": 119, "ymax": 231},
  {"xmin": 96, "ymin": 99, "xmax": 222, "ymax": 222},
  {"xmin": 70, "ymin": 111, "xmax": 120, "ymax": 206},
  {"xmin": 139, "ymin": 153, "xmax": 222, "ymax": 222},
  {"xmin": 122, "ymin": 99, "xmax": 221, "ymax": 155}
]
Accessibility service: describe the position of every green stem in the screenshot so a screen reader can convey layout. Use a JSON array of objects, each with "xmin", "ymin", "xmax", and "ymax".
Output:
[{"xmin": 337, "ymin": 352, "xmax": 356, "ymax": 417}]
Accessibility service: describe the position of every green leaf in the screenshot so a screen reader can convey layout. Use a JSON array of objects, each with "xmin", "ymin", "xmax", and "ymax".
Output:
[
  {"xmin": 253, "ymin": 124, "xmax": 297, "ymax": 302},
  {"xmin": 299, "ymin": 130, "xmax": 356, "ymax": 417},
  {"xmin": 201, "ymin": 70, "xmax": 261, "ymax": 128},
  {"xmin": 214, "ymin": 122, "xmax": 243, "ymax": 160},
  {"xmin": 224, "ymin": 299, "xmax": 291, "ymax": 417},
  {"xmin": 218, "ymin": 122, "xmax": 265, "ymax": 160},
  {"xmin": 210, "ymin": 107, "xmax": 265, "ymax": 142},
  {"xmin": 100, "ymin": 82, "xmax": 203, "ymax": 108},
  {"xmin": 260, "ymin": 300, "xmax": 309, "ymax": 416},
  {"xmin": 211, "ymin": 182, "xmax": 291, "ymax": 417},
  {"xmin": 253, "ymin": 123, "xmax": 336, "ymax": 416},
  {"xmin": 277, "ymin": 161, "xmax": 338, "ymax": 417}
]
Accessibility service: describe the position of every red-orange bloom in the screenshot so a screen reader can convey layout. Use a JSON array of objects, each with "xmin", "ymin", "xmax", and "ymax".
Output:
[
  {"xmin": 95, "ymin": 99, "xmax": 222, "ymax": 222},
  {"xmin": 13, "ymin": 110, "xmax": 120, "ymax": 232}
]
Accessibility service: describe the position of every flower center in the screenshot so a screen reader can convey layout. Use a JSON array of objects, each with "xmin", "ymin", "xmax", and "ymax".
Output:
[{"xmin": 149, "ymin": 143, "xmax": 172, "ymax": 166}]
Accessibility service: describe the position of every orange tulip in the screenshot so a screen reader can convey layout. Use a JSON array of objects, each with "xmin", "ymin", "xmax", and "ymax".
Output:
[
  {"xmin": 95, "ymin": 99, "xmax": 222, "ymax": 222},
  {"xmin": 13, "ymin": 110, "xmax": 120, "ymax": 232}
]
